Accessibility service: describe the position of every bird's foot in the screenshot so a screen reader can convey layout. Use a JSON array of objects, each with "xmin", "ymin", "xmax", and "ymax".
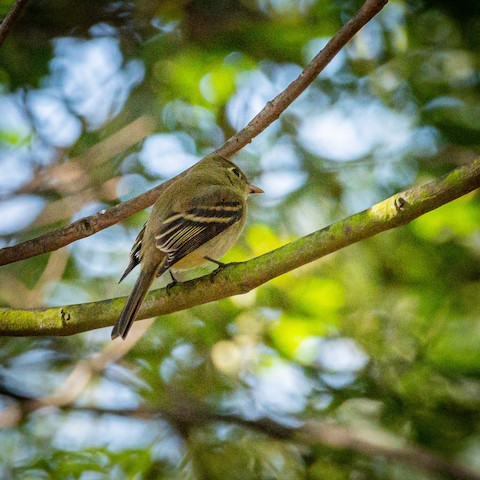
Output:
[
  {"xmin": 204, "ymin": 256, "xmax": 240, "ymax": 282},
  {"xmin": 166, "ymin": 271, "xmax": 179, "ymax": 295}
]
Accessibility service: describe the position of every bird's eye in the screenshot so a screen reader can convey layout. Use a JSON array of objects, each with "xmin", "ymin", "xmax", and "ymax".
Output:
[{"xmin": 230, "ymin": 167, "xmax": 241, "ymax": 178}]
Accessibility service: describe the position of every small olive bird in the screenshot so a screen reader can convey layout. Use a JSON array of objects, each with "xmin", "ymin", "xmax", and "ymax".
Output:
[{"xmin": 111, "ymin": 155, "xmax": 263, "ymax": 340}]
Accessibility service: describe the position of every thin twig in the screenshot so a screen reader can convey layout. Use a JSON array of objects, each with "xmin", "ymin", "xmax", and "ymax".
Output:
[
  {"xmin": 299, "ymin": 422, "xmax": 480, "ymax": 480},
  {"xmin": 0, "ymin": 0, "xmax": 30, "ymax": 46},
  {"xmin": 32, "ymin": 317, "xmax": 154, "ymax": 407},
  {"xmin": 213, "ymin": 0, "xmax": 388, "ymax": 157},
  {"xmin": 0, "ymin": 318, "xmax": 153, "ymax": 425},
  {"xmin": 0, "ymin": 0, "xmax": 389, "ymax": 267},
  {"xmin": 1, "ymin": 157, "xmax": 479, "ymax": 336},
  {"xmin": 17, "ymin": 116, "xmax": 155, "ymax": 196}
]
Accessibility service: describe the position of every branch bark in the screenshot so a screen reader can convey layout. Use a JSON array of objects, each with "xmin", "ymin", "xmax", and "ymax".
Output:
[
  {"xmin": 0, "ymin": 0, "xmax": 388, "ymax": 267},
  {"xmin": 0, "ymin": 0, "xmax": 29, "ymax": 46},
  {"xmin": 1, "ymin": 157, "xmax": 479, "ymax": 336}
]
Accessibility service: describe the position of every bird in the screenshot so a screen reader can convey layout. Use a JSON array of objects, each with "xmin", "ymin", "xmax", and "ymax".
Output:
[{"xmin": 111, "ymin": 154, "xmax": 263, "ymax": 340}]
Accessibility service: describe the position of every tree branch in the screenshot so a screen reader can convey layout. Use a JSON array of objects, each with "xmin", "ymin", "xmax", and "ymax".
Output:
[
  {"xmin": 82, "ymin": 406, "xmax": 480, "ymax": 479},
  {"xmin": 213, "ymin": 0, "xmax": 388, "ymax": 157},
  {"xmin": 0, "ymin": 0, "xmax": 29, "ymax": 46},
  {"xmin": 1, "ymin": 157, "xmax": 478, "ymax": 336},
  {"xmin": 16, "ymin": 115, "xmax": 155, "ymax": 197},
  {"xmin": 7, "ymin": 401, "xmax": 479, "ymax": 480},
  {"xmin": 0, "ymin": 0, "xmax": 389, "ymax": 267},
  {"xmin": 297, "ymin": 422, "xmax": 480, "ymax": 480}
]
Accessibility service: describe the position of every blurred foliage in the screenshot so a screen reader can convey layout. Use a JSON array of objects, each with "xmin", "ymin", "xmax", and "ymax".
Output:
[{"xmin": 1, "ymin": 0, "xmax": 480, "ymax": 478}]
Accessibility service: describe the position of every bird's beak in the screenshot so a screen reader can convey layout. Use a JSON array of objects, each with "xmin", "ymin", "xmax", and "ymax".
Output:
[{"xmin": 248, "ymin": 184, "xmax": 264, "ymax": 194}]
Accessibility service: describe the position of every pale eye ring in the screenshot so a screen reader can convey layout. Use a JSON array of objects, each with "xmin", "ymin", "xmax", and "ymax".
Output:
[{"xmin": 230, "ymin": 167, "xmax": 241, "ymax": 178}]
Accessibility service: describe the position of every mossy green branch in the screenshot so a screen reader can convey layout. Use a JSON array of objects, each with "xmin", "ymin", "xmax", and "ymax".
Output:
[
  {"xmin": 1, "ymin": 157, "xmax": 479, "ymax": 336},
  {"xmin": 0, "ymin": 0, "xmax": 388, "ymax": 267}
]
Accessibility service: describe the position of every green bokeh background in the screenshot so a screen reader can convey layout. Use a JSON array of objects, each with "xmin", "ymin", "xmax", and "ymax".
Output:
[{"xmin": 1, "ymin": 0, "xmax": 480, "ymax": 478}]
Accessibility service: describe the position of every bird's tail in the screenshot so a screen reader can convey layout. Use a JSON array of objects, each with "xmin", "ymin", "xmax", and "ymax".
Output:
[{"xmin": 111, "ymin": 264, "xmax": 158, "ymax": 340}]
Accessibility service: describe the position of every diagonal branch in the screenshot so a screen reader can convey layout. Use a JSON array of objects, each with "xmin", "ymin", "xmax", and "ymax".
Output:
[
  {"xmin": 0, "ymin": 0, "xmax": 29, "ymax": 46},
  {"xmin": 0, "ymin": 0, "xmax": 389, "ymax": 267},
  {"xmin": 81, "ymin": 405, "xmax": 480, "ymax": 479},
  {"xmin": 1, "ymin": 156, "xmax": 478, "ymax": 336},
  {"xmin": 213, "ymin": 0, "xmax": 388, "ymax": 157},
  {"xmin": 297, "ymin": 422, "xmax": 480, "ymax": 480},
  {"xmin": 6, "ymin": 400, "xmax": 479, "ymax": 480},
  {"xmin": 0, "ymin": 320, "xmax": 153, "ymax": 430}
]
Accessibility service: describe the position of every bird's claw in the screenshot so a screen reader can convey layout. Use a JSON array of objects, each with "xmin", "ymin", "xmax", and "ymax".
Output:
[
  {"xmin": 166, "ymin": 271, "xmax": 178, "ymax": 295},
  {"xmin": 204, "ymin": 256, "xmax": 240, "ymax": 283}
]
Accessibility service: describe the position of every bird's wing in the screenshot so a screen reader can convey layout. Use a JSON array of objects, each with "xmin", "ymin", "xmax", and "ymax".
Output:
[
  {"xmin": 155, "ymin": 188, "xmax": 244, "ymax": 271},
  {"xmin": 119, "ymin": 222, "xmax": 146, "ymax": 283}
]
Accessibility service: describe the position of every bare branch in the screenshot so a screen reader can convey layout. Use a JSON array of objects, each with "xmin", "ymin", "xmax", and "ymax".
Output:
[
  {"xmin": 0, "ymin": 319, "xmax": 153, "ymax": 426},
  {"xmin": 0, "ymin": 180, "xmax": 178, "ymax": 266},
  {"xmin": 298, "ymin": 422, "xmax": 480, "ymax": 480},
  {"xmin": 6, "ymin": 401, "xmax": 479, "ymax": 480},
  {"xmin": 18, "ymin": 116, "xmax": 155, "ymax": 196},
  {"xmin": 0, "ymin": 0, "xmax": 29, "ymax": 46},
  {"xmin": 0, "ymin": 0, "xmax": 389, "ymax": 267},
  {"xmin": 213, "ymin": 0, "xmax": 388, "ymax": 157},
  {"xmin": 33, "ymin": 318, "xmax": 154, "ymax": 407},
  {"xmin": 1, "ymin": 157, "xmax": 478, "ymax": 336}
]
